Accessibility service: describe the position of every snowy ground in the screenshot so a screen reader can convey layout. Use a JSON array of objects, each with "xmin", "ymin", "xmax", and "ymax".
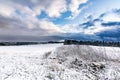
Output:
[{"xmin": 0, "ymin": 44, "xmax": 120, "ymax": 80}]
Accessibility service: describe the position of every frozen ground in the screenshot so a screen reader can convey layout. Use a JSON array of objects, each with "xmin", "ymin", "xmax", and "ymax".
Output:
[{"xmin": 0, "ymin": 44, "xmax": 120, "ymax": 80}]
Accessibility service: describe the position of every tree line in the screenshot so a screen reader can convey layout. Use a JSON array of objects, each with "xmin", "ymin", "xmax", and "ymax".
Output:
[
  {"xmin": 0, "ymin": 41, "xmax": 63, "ymax": 46},
  {"xmin": 0, "ymin": 42, "xmax": 39, "ymax": 46},
  {"xmin": 64, "ymin": 40, "xmax": 120, "ymax": 47}
]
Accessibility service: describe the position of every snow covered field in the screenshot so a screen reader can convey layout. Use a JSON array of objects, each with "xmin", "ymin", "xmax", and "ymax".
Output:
[
  {"xmin": 0, "ymin": 44, "xmax": 62, "ymax": 80},
  {"xmin": 0, "ymin": 44, "xmax": 120, "ymax": 80}
]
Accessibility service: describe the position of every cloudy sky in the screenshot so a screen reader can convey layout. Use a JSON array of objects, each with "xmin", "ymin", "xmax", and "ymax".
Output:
[{"xmin": 0, "ymin": 0, "xmax": 120, "ymax": 41}]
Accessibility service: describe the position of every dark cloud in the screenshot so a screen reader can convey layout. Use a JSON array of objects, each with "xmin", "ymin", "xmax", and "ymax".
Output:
[
  {"xmin": 101, "ymin": 22, "xmax": 120, "ymax": 26},
  {"xmin": 96, "ymin": 28, "xmax": 120, "ymax": 41},
  {"xmin": 99, "ymin": 13, "xmax": 106, "ymax": 18},
  {"xmin": 0, "ymin": 15, "xmax": 55, "ymax": 39},
  {"xmin": 0, "ymin": 35, "xmax": 63, "ymax": 42},
  {"xmin": 93, "ymin": 18, "xmax": 102, "ymax": 22},
  {"xmin": 80, "ymin": 15, "xmax": 103, "ymax": 28},
  {"xmin": 113, "ymin": 9, "xmax": 120, "ymax": 15},
  {"xmin": 80, "ymin": 21, "xmax": 94, "ymax": 28},
  {"xmin": 77, "ymin": 9, "xmax": 120, "ymax": 41},
  {"xmin": 96, "ymin": 28, "xmax": 120, "ymax": 38},
  {"xmin": 60, "ymin": 33, "xmax": 101, "ymax": 41},
  {"xmin": 0, "ymin": 15, "xmax": 25, "ymax": 29},
  {"xmin": 80, "ymin": 9, "xmax": 120, "ymax": 27}
]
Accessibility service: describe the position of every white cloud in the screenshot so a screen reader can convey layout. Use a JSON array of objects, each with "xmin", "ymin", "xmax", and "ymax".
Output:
[
  {"xmin": 0, "ymin": 0, "xmax": 66, "ymax": 36},
  {"xmin": 39, "ymin": 20, "xmax": 64, "ymax": 33},
  {"xmin": 0, "ymin": 4, "xmax": 15, "ymax": 17},
  {"xmin": 0, "ymin": 0, "xmax": 67, "ymax": 18},
  {"xmin": 84, "ymin": 25, "xmax": 116, "ymax": 35},
  {"xmin": 0, "ymin": 0, "xmax": 90, "ymax": 20},
  {"xmin": 61, "ymin": 22, "xmax": 116, "ymax": 35},
  {"xmin": 68, "ymin": 0, "xmax": 88, "ymax": 19},
  {"xmin": 1, "ymin": 0, "xmax": 120, "ymax": 39},
  {"xmin": 46, "ymin": 0, "xmax": 67, "ymax": 18},
  {"xmin": 102, "ymin": 12, "xmax": 120, "ymax": 22},
  {"xmin": 62, "ymin": 8, "xmax": 120, "ymax": 35},
  {"xmin": 61, "ymin": 24, "xmax": 84, "ymax": 33}
]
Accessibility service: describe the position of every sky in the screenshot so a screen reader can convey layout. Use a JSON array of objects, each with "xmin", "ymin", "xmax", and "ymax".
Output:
[{"xmin": 0, "ymin": 0, "xmax": 120, "ymax": 42}]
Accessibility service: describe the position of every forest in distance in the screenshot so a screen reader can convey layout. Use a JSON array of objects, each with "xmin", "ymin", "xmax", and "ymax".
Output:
[
  {"xmin": 0, "ymin": 40, "xmax": 120, "ymax": 47},
  {"xmin": 64, "ymin": 40, "xmax": 120, "ymax": 47}
]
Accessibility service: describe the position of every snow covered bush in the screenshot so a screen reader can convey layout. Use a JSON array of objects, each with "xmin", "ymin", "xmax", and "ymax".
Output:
[{"xmin": 47, "ymin": 45, "xmax": 120, "ymax": 80}]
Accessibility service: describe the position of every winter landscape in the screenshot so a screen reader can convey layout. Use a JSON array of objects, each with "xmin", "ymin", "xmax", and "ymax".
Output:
[
  {"xmin": 0, "ymin": 43, "xmax": 120, "ymax": 80},
  {"xmin": 0, "ymin": 0, "xmax": 120, "ymax": 80}
]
